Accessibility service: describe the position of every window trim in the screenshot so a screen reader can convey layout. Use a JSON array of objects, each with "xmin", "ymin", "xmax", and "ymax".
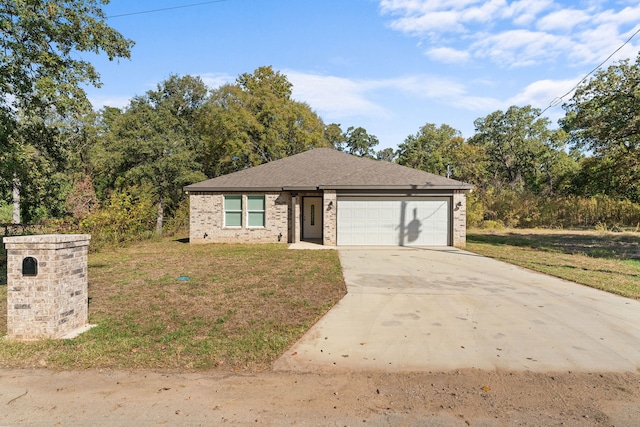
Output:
[
  {"xmin": 223, "ymin": 195, "xmax": 242, "ymax": 228},
  {"xmin": 246, "ymin": 195, "xmax": 266, "ymax": 228}
]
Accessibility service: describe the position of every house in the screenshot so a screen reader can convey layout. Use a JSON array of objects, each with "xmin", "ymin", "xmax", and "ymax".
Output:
[{"xmin": 184, "ymin": 148, "xmax": 473, "ymax": 247}]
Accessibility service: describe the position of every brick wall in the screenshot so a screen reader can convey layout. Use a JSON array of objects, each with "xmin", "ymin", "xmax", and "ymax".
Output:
[
  {"xmin": 3, "ymin": 234, "xmax": 90, "ymax": 340},
  {"xmin": 189, "ymin": 192, "xmax": 290, "ymax": 244},
  {"xmin": 452, "ymin": 191, "xmax": 467, "ymax": 247},
  {"xmin": 323, "ymin": 190, "xmax": 337, "ymax": 245}
]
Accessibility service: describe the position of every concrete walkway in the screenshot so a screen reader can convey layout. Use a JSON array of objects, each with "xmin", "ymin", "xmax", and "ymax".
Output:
[{"xmin": 274, "ymin": 247, "xmax": 640, "ymax": 373}]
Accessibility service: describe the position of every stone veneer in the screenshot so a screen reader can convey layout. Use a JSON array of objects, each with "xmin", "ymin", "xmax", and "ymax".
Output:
[{"xmin": 3, "ymin": 234, "xmax": 91, "ymax": 340}]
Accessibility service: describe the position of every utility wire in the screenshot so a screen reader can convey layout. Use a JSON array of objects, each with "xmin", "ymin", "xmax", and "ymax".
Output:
[
  {"xmin": 107, "ymin": 0, "xmax": 227, "ymax": 19},
  {"xmin": 540, "ymin": 25, "xmax": 640, "ymax": 116}
]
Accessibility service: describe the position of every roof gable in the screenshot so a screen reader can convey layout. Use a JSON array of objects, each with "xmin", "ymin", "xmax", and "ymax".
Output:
[{"xmin": 184, "ymin": 148, "xmax": 472, "ymax": 192}]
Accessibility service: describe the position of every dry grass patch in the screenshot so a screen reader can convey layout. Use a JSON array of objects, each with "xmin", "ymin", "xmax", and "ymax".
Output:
[
  {"xmin": 467, "ymin": 229, "xmax": 640, "ymax": 299},
  {"xmin": 0, "ymin": 238, "xmax": 346, "ymax": 371}
]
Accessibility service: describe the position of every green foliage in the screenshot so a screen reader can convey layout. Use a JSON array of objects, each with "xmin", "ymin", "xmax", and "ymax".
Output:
[
  {"xmin": 563, "ymin": 55, "xmax": 640, "ymax": 203},
  {"xmin": 92, "ymin": 75, "xmax": 208, "ymax": 234},
  {"xmin": 469, "ymin": 105, "xmax": 571, "ymax": 194},
  {"xmin": 0, "ymin": 199, "xmax": 11, "ymax": 223},
  {"xmin": 469, "ymin": 106, "xmax": 555, "ymax": 191},
  {"xmin": 376, "ymin": 147, "xmax": 396, "ymax": 162},
  {"xmin": 0, "ymin": 0, "xmax": 132, "ymax": 224},
  {"xmin": 465, "ymin": 192, "xmax": 485, "ymax": 227},
  {"xmin": 0, "ymin": 0, "xmax": 133, "ymax": 117},
  {"xmin": 200, "ymin": 66, "xmax": 329, "ymax": 176},
  {"xmin": 2, "ymin": 117, "xmax": 76, "ymax": 223},
  {"xmin": 162, "ymin": 198, "xmax": 190, "ymax": 237},
  {"xmin": 563, "ymin": 55, "xmax": 640, "ymax": 155},
  {"xmin": 343, "ymin": 126, "xmax": 379, "ymax": 158},
  {"xmin": 474, "ymin": 189, "xmax": 640, "ymax": 229},
  {"xmin": 322, "ymin": 122, "xmax": 381, "ymax": 159},
  {"xmin": 397, "ymin": 123, "xmax": 486, "ymax": 184},
  {"xmin": 324, "ymin": 123, "xmax": 345, "ymax": 151},
  {"xmin": 79, "ymin": 186, "xmax": 156, "ymax": 250},
  {"xmin": 569, "ymin": 152, "xmax": 640, "ymax": 202}
]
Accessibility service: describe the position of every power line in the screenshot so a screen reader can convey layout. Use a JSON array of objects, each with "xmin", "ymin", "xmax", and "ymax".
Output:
[
  {"xmin": 107, "ymin": 0, "xmax": 227, "ymax": 19},
  {"xmin": 540, "ymin": 25, "xmax": 640, "ymax": 116}
]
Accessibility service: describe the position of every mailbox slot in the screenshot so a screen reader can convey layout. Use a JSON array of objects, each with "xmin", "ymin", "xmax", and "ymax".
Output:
[{"xmin": 22, "ymin": 257, "xmax": 38, "ymax": 276}]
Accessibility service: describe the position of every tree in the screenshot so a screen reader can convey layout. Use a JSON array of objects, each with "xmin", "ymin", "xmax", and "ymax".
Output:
[
  {"xmin": 0, "ymin": 0, "xmax": 133, "ymax": 116},
  {"xmin": 0, "ymin": 0, "xmax": 133, "ymax": 222},
  {"xmin": 324, "ymin": 123, "xmax": 345, "ymax": 151},
  {"xmin": 397, "ymin": 123, "xmax": 461, "ymax": 175},
  {"xmin": 468, "ymin": 106, "xmax": 560, "ymax": 193},
  {"xmin": 376, "ymin": 147, "xmax": 396, "ymax": 162},
  {"xmin": 1, "ymin": 115, "xmax": 70, "ymax": 222},
  {"xmin": 396, "ymin": 123, "xmax": 485, "ymax": 185},
  {"xmin": 562, "ymin": 55, "xmax": 640, "ymax": 202},
  {"xmin": 93, "ymin": 75, "xmax": 208, "ymax": 234},
  {"xmin": 563, "ymin": 55, "xmax": 640, "ymax": 155},
  {"xmin": 200, "ymin": 66, "xmax": 328, "ymax": 175},
  {"xmin": 343, "ymin": 126, "xmax": 379, "ymax": 158}
]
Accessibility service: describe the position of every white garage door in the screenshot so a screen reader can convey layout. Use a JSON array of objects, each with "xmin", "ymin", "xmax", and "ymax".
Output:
[{"xmin": 337, "ymin": 197, "xmax": 450, "ymax": 246}]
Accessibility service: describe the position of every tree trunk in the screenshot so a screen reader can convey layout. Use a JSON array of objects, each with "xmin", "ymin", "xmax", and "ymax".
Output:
[
  {"xmin": 156, "ymin": 195, "xmax": 163, "ymax": 236},
  {"xmin": 12, "ymin": 174, "xmax": 20, "ymax": 224}
]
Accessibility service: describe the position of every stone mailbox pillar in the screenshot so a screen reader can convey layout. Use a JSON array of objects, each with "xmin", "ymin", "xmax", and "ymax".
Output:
[{"xmin": 3, "ymin": 234, "xmax": 91, "ymax": 340}]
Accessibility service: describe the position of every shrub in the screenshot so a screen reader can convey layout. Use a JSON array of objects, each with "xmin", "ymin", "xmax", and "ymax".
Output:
[
  {"xmin": 470, "ymin": 190, "xmax": 640, "ymax": 229},
  {"xmin": 79, "ymin": 186, "xmax": 156, "ymax": 250},
  {"xmin": 163, "ymin": 198, "xmax": 190, "ymax": 237}
]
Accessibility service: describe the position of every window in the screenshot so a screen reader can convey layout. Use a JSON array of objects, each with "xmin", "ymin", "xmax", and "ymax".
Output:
[
  {"xmin": 247, "ymin": 195, "xmax": 265, "ymax": 227},
  {"xmin": 224, "ymin": 195, "xmax": 242, "ymax": 227}
]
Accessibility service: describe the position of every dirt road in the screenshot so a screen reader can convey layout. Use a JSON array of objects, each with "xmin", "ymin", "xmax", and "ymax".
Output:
[{"xmin": 1, "ymin": 367, "xmax": 639, "ymax": 426}]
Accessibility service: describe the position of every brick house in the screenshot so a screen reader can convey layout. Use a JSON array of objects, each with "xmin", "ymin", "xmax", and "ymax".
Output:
[{"xmin": 184, "ymin": 148, "xmax": 473, "ymax": 247}]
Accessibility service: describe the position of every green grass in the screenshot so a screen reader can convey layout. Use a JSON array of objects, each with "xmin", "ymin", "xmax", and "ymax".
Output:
[
  {"xmin": 0, "ymin": 238, "xmax": 346, "ymax": 371},
  {"xmin": 4, "ymin": 229, "xmax": 637, "ymax": 371},
  {"xmin": 466, "ymin": 229, "xmax": 640, "ymax": 299}
]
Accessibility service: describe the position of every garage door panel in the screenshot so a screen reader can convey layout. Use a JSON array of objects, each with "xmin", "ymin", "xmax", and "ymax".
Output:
[{"xmin": 337, "ymin": 197, "xmax": 450, "ymax": 246}]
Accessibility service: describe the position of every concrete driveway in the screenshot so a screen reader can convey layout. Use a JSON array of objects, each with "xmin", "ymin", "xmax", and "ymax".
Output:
[{"xmin": 274, "ymin": 247, "xmax": 640, "ymax": 373}]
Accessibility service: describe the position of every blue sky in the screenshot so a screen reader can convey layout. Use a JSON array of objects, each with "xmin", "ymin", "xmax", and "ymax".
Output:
[{"xmin": 86, "ymin": 0, "xmax": 640, "ymax": 150}]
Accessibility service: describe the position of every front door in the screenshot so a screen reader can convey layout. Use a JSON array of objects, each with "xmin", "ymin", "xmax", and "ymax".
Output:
[{"xmin": 302, "ymin": 197, "xmax": 322, "ymax": 239}]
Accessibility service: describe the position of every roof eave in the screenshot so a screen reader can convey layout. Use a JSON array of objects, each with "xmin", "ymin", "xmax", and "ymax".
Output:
[
  {"xmin": 184, "ymin": 184, "xmax": 474, "ymax": 193},
  {"xmin": 184, "ymin": 186, "xmax": 285, "ymax": 193},
  {"xmin": 319, "ymin": 184, "xmax": 474, "ymax": 191}
]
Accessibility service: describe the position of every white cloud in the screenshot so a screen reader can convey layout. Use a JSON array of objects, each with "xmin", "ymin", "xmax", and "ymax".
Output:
[
  {"xmin": 472, "ymin": 30, "xmax": 571, "ymax": 67},
  {"xmin": 595, "ymin": 5, "xmax": 640, "ymax": 27},
  {"xmin": 506, "ymin": 0, "xmax": 553, "ymax": 25},
  {"xmin": 89, "ymin": 95, "xmax": 131, "ymax": 110},
  {"xmin": 387, "ymin": 10, "xmax": 464, "ymax": 34},
  {"xmin": 426, "ymin": 46, "xmax": 471, "ymax": 63},
  {"xmin": 536, "ymin": 9, "xmax": 590, "ymax": 32},
  {"xmin": 288, "ymin": 69, "xmax": 525, "ymax": 136},
  {"xmin": 387, "ymin": 75, "xmax": 468, "ymax": 99},
  {"xmin": 286, "ymin": 71, "xmax": 391, "ymax": 120},
  {"xmin": 198, "ymin": 72, "xmax": 235, "ymax": 89},
  {"xmin": 460, "ymin": 0, "xmax": 507, "ymax": 23},
  {"xmin": 284, "ymin": 70, "xmax": 484, "ymax": 121},
  {"xmin": 508, "ymin": 77, "xmax": 578, "ymax": 108},
  {"xmin": 379, "ymin": 0, "xmax": 640, "ymax": 68}
]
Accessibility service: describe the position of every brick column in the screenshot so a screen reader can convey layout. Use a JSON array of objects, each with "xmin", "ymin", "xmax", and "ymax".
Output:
[
  {"xmin": 452, "ymin": 191, "xmax": 467, "ymax": 247},
  {"xmin": 3, "ymin": 234, "xmax": 91, "ymax": 340},
  {"xmin": 292, "ymin": 195, "xmax": 300, "ymax": 243},
  {"xmin": 323, "ymin": 190, "xmax": 337, "ymax": 246}
]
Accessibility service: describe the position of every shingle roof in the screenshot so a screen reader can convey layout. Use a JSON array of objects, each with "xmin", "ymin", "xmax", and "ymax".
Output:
[{"xmin": 184, "ymin": 148, "xmax": 473, "ymax": 192}]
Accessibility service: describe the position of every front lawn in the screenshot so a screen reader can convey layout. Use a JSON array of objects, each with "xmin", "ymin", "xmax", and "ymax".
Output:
[
  {"xmin": 0, "ymin": 238, "xmax": 346, "ymax": 371},
  {"xmin": 466, "ymin": 229, "xmax": 640, "ymax": 300}
]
